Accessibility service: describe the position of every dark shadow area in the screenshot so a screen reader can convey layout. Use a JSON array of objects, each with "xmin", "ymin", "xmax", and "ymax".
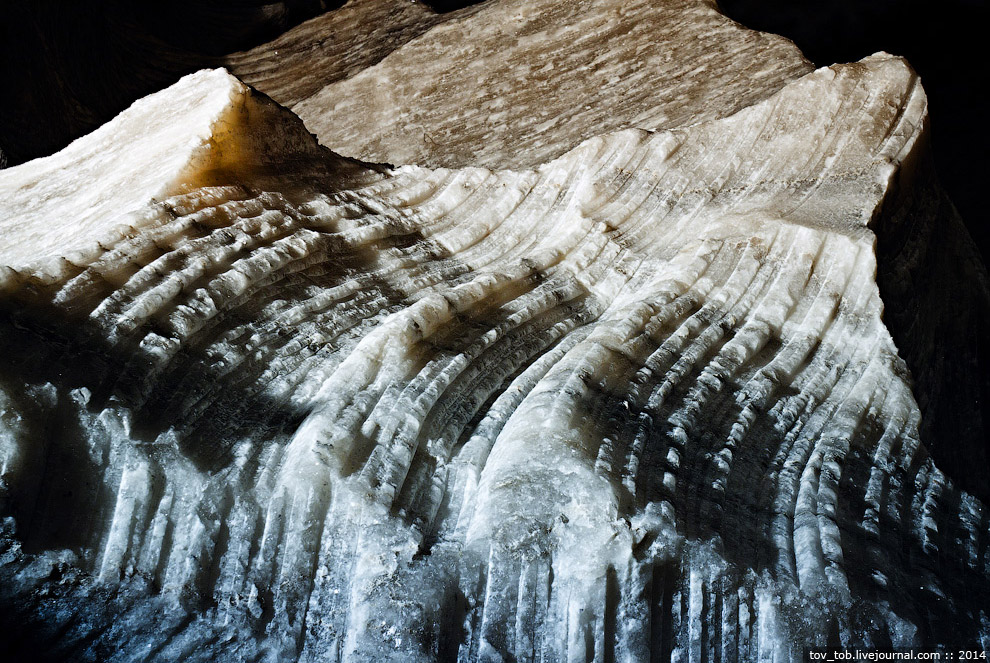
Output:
[
  {"xmin": 870, "ymin": 149, "xmax": 990, "ymax": 502},
  {"xmin": 126, "ymin": 1, "xmax": 344, "ymax": 57},
  {"xmin": 0, "ymin": 612, "xmax": 76, "ymax": 663},
  {"xmin": 9, "ymin": 389, "xmax": 107, "ymax": 556},
  {"xmin": 718, "ymin": 0, "xmax": 990, "ymax": 264}
]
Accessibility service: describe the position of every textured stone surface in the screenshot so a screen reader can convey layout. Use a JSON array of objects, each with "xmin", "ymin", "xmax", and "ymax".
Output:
[
  {"xmin": 0, "ymin": 0, "xmax": 464, "ymax": 168},
  {"xmin": 291, "ymin": 0, "xmax": 813, "ymax": 169},
  {"xmin": 1, "ymin": 48, "xmax": 989, "ymax": 661},
  {"xmin": 225, "ymin": 0, "xmax": 489, "ymax": 108},
  {"xmin": 0, "ymin": 70, "xmax": 323, "ymax": 270},
  {"xmin": 1, "ymin": 1, "xmax": 989, "ymax": 661},
  {"xmin": 0, "ymin": 0, "xmax": 812, "ymax": 173}
]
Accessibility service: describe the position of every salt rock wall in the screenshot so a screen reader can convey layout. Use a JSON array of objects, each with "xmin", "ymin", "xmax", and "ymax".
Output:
[
  {"xmin": 0, "ymin": 0, "xmax": 461, "ymax": 168},
  {"xmin": 0, "ymin": 1, "xmax": 988, "ymax": 662}
]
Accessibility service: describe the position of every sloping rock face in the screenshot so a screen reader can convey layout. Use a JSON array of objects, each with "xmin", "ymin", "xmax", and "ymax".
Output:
[
  {"xmin": 286, "ymin": 0, "xmax": 814, "ymax": 169},
  {"xmin": 0, "ymin": 0, "xmax": 464, "ymax": 168},
  {"xmin": 240, "ymin": 0, "xmax": 990, "ymax": 497},
  {"xmin": 1, "ymin": 2, "xmax": 988, "ymax": 662}
]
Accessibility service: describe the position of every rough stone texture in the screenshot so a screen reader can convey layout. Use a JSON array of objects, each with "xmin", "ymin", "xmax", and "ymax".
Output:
[
  {"xmin": 292, "ymin": 0, "xmax": 813, "ymax": 169},
  {"xmin": 1, "ymin": 0, "xmax": 811, "ymax": 173},
  {"xmin": 225, "ymin": 0, "xmax": 490, "ymax": 108},
  {"xmin": 2, "ymin": 48, "xmax": 989, "ymax": 661},
  {"xmin": 0, "ymin": 0, "xmax": 464, "ymax": 168},
  {"xmin": 1, "ymin": 1, "xmax": 989, "ymax": 661}
]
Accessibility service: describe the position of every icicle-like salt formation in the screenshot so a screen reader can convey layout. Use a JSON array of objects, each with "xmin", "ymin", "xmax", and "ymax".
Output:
[{"xmin": 1, "ymin": 45, "xmax": 987, "ymax": 661}]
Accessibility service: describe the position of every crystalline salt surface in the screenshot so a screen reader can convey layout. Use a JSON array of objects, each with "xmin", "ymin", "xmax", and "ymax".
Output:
[{"xmin": 0, "ymin": 4, "xmax": 988, "ymax": 662}]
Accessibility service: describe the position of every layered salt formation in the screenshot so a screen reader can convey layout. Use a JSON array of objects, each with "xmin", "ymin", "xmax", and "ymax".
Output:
[
  {"xmin": 1, "ymin": 1, "xmax": 989, "ymax": 661},
  {"xmin": 285, "ymin": 0, "xmax": 815, "ymax": 169}
]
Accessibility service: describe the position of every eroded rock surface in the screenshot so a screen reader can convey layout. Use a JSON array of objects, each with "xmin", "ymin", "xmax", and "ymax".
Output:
[
  {"xmin": 1, "ymin": 36, "xmax": 988, "ymax": 662},
  {"xmin": 0, "ymin": 0, "xmax": 469, "ymax": 168},
  {"xmin": 290, "ymin": 0, "xmax": 814, "ymax": 169}
]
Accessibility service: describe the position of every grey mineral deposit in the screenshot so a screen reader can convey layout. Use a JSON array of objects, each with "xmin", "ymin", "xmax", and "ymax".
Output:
[{"xmin": 0, "ymin": 1, "xmax": 988, "ymax": 662}]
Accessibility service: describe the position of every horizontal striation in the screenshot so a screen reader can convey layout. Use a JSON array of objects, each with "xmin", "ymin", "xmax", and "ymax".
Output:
[
  {"xmin": 224, "ymin": 0, "xmax": 490, "ymax": 106},
  {"xmin": 2, "ymin": 0, "xmax": 812, "ymax": 177},
  {"xmin": 293, "ymin": 0, "xmax": 813, "ymax": 169}
]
